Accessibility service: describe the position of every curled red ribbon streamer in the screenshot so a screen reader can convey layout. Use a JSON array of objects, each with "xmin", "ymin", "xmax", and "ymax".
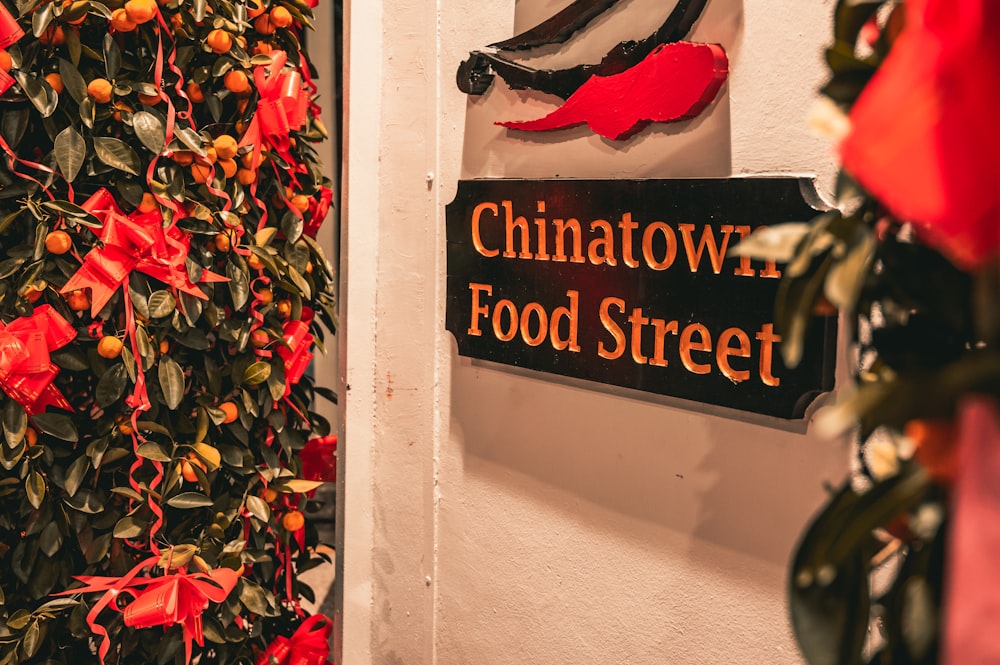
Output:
[
  {"xmin": 60, "ymin": 563, "xmax": 239, "ymax": 665},
  {"xmin": 0, "ymin": 305, "xmax": 76, "ymax": 414},
  {"xmin": 61, "ymin": 189, "xmax": 225, "ymax": 316},
  {"xmin": 256, "ymin": 615, "xmax": 332, "ymax": 665}
]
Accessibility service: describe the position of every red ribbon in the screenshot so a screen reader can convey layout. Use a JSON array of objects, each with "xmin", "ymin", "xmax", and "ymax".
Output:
[
  {"xmin": 239, "ymin": 51, "xmax": 309, "ymax": 164},
  {"xmin": 0, "ymin": 305, "xmax": 76, "ymax": 414},
  {"xmin": 303, "ymin": 186, "xmax": 333, "ymax": 239},
  {"xmin": 276, "ymin": 320, "xmax": 313, "ymax": 398},
  {"xmin": 59, "ymin": 562, "xmax": 239, "ymax": 665},
  {"xmin": 61, "ymin": 189, "xmax": 225, "ymax": 317},
  {"xmin": 300, "ymin": 435, "xmax": 336, "ymax": 483},
  {"xmin": 0, "ymin": 2, "xmax": 23, "ymax": 49},
  {"xmin": 943, "ymin": 397, "xmax": 1000, "ymax": 664},
  {"xmin": 256, "ymin": 615, "xmax": 332, "ymax": 665},
  {"xmin": 840, "ymin": 0, "xmax": 1000, "ymax": 270}
]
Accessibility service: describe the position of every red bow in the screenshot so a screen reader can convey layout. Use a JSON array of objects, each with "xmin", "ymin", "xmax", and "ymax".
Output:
[
  {"xmin": 239, "ymin": 51, "xmax": 309, "ymax": 163},
  {"xmin": 61, "ymin": 189, "xmax": 225, "ymax": 317},
  {"xmin": 256, "ymin": 615, "xmax": 332, "ymax": 665},
  {"xmin": 0, "ymin": 305, "xmax": 76, "ymax": 414},
  {"xmin": 300, "ymin": 435, "xmax": 336, "ymax": 483},
  {"xmin": 61, "ymin": 562, "xmax": 239, "ymax": 665},
  {"xmin": 276, "ymin": 320, "xmax": 313, "ymax": 397}
]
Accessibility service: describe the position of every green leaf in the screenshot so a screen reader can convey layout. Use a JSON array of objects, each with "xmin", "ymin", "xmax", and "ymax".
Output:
[
  {"xmin": 242, "ymin": 361, "xmax": 271, "ymax": 386},
  {"xmin": 31, "ymin": 3, "xmax": 51, "ymax": 36},
  {"xmin": 226, "ymin": 259, "xmax": 249, "ymax": 310},
  {"xmin": 21, "ymin": 621, "xmax": 39, "ymax": 659},
  {"xmin": 245, "ymin": 495, "xmax": 269, "ymax": 522},
  {"xmin": 135, "ymin": 420, "xmax": 171, "ymax": 436},
  {"xmin": 102, "ymin": 32, "xmax": 120, "ymax": 79},
  {"xmin": 13, "ymin": 71, "xmax": 57, "ymax": 118},
  {"xmin": 255, "ymin": 227, "xmax": 277, "ymax": 247},
  {"xmin": 133, "ymin": 111, "xmax": 166, "ymax": 154},
  {"xmin": 174, "ymin": 125, "xmax": 206, "ymax": 155},
  {"xmin": 824, "ymin": 226, "xmax": 875, "ymax": 311},
  {"xmin": 6, "ymin": 610, "xmax": 30, "ymax": 630},
  {"xmin": 93, "ymin": 137, "xmax": 142, "ymax": 175},
  {"xmin": 53, "ymin": 126, "xmax": 86, "ymax": 182},
  {"xmin": 39, "ymin": 520, "xmax": 62, "ymax": 557},
  {"xmin": 3, "ymin": 401, "xmax": 26, "ymax": 448},
  {"xmin": 166, "ymin": 492, "xmax": 213, "ymax": 508},
  {"xmin": 136, "ymin": 441, "xmax": 171, "ymax": 462},
  {"xmin": 64, "ymin": 488, "xmax": 103, "ymax": 513},
  {"xmin": 267, "ymin": 361, "xmax": 286, "ymax": 401},
  {"xmin": 96, "ymin": 362, "xmax": 128, "ymax": 408},
  {"xmin": 286, "ymin": 265, "xmax": 312, "ymax": 300},
  {"xmin": 191, "ymin": 442, "xmax": 221, "ymax": 470},
  {"xmin": 238, "ymin": 579, "xmax": 269, "ymax": 614},
  {"xmin": 158, "ymin": 355, "xmax": 185, "ymax": 410},
  {"xmin": 281, "ymin": 210, "xmax": 304, "ymax": 244},
  {"xmin": 31, "ymin": 412, "xmax": 78, "ymax": 442},
  {"xmin": 113, "ymin": 515, "xmax": 146, "ymax": 539},
  {"xmin": 25, "ymin": 471, "xmax": 45, "ymax": 509},
  {"xmin": 277, "ymin": 479, "xmax": 325, "ymax": 493},
  {"xmin": 64, "ymin": 454, "xmax": 89, "ymax": 497},
  {"xmin": 148, "ymin": 290, "xmax": 177, "ymax": 318}
]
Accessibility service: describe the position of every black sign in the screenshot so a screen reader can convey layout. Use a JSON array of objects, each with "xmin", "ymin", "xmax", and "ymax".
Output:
[{"xmin": 445, "ymin": 178, "xmax": 836, "ymax": 419}]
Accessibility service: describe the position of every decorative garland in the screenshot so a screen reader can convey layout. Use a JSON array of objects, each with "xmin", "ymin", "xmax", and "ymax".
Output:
[
  {"xmin": 737, "ymin": 0, "xmax": 999, "ymax": 662},
  {"xmin": 0, "ymin": 0, "xmax": 338, "ymax": 661}
]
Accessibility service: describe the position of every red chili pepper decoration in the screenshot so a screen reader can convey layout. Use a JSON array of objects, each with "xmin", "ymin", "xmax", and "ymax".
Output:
[{"xmin": 498, "ymin": 41, "xmax": 728, "ymax": 141}]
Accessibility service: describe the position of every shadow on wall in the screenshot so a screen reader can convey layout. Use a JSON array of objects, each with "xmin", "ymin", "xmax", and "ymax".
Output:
[{"xmin": 449, "ymin": 344, "xmax": 848, "ymax": 567}]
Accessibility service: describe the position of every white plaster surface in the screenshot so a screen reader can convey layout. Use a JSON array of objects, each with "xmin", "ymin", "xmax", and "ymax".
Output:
[{"xmin": 339, "ymin": 0, "xmax": 847, "ymax": 663}]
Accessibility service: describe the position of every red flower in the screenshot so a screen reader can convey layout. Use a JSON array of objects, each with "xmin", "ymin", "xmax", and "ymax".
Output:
[{"xmin": 840, "ymin": 0, "xmax": 1000, "ymax": 270}]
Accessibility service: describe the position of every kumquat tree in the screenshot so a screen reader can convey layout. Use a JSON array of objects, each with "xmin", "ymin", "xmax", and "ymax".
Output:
[{"xmin": 0, "ymin": 0, "xmax": 338, "ymax": 661}]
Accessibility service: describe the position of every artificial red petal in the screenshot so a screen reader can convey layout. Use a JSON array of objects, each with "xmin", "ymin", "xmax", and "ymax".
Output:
[
  {"xmin": 840, "ymin": 0, "xmax": 1000, "ymax": 270},
  {"xmin": 943, "ymin": 397, "xmax": 1000, "ymax": 664},
  {"xmin": 498, "ymin": 41, "xmax": 728, "ymax": 141}
]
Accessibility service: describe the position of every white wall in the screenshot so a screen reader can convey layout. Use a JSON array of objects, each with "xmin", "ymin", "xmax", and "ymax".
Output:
[{"xmin": 339, "ymin": 0, "xmax": 847, "ymax": 663}]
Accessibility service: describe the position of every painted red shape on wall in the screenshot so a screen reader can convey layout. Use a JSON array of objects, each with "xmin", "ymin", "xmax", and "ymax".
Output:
[{"xmin": 498, "ymin": 41, "xmax": 728, "ymax": 141}]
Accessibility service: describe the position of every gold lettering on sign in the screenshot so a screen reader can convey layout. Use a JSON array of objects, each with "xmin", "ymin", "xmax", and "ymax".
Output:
[
  {"xmin": 650, "ymin": 319, "xmax": 679, "ymax": 367},
  {"xmin": 679, "ymin": 323, "xmax": 712, "ymax": 374},
  {"xmin": 678, "ymin": 223, "xmax": 735, "ymax": 274},
  {"xmin": 598, "ymin": 297, "xmax": 627, "ymax": 360},
  {"xmin": 520, "ymin": 302, "xmax": 548, "ymax": 347},
  {"xmin": 550, "ymin": 290, "xmax": 581, "ymax": 352},
  {"xmin": 619, "ymin": 212, "xmax": 639, "ymax": 268},
  {"xmin": 756, "ymin": 323, "xmax": 782, "ymax": 386},
  {"xmin": 588, "ymin": 219, "xmax": 617, "ymax": 266},
  {"xmin": 471, "ymin": 202, "xmax": 500, "ymax": 257},
  {"xmin": 553, "ymin": 218, "xmax": 585, "ymax": 264},
  {"xmin": 533, "ymin": 201, "xmax": 550, "ymax": 261},
  {"xmin": 641, "ymin": 221, "xmax": 678, "ymax": 271},
  {"xmin": 493, "ymin": 299, "xmax": 518, "ymax": 341},
  {"xmin": 501, "ymin": 200, "xmax": 533, "ymax": 260},
  {"xmin": 467, "ymin": 282, "xmax": 493, "ymax": 336},
  {"xmin": 717, "ymin": 327, "xmax": 751, "ymax": 382}
]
